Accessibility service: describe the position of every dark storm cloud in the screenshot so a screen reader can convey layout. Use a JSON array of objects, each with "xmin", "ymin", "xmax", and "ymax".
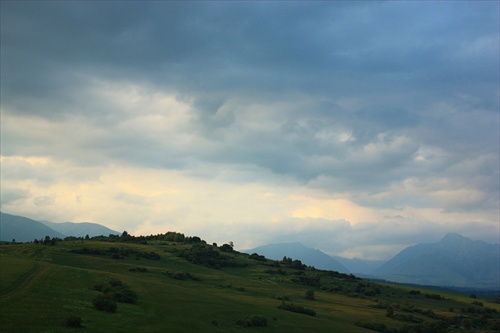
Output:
[{"xmin": 1, "ymin": 1, "xmax": 498, "ymax": 210}]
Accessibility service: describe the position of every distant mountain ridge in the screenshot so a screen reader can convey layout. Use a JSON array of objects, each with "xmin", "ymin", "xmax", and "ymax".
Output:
[
  {"xmin": 374, "ymin": 233, "xmax": 500, "ymax": 289},
  {"xmin": 40, "ymin": 220, "xmax": 119, "ymax": 238},
  {"xmin": 247, "ymin": 234, "xmax": 499, "ymax": 290},
  {"xmin": 0, "ymin": 212, "xmax": 119, "ymax": 242},
  {"xmin": 245, "ymin": 242, "xmax": 351, "ymax": 274},
  {"xmin": 0, "ymin": 212, "xmax": 66, "ymax": 242},
  {"xmin": 245, "ymin": 242, "xmax": 384, "ymax": 275}
]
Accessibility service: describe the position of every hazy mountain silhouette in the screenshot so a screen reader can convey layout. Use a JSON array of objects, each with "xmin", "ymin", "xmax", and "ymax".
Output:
[
  {"xmin": 0, "ymin": 212, "xmax": 119, "ymax": 242},
  {"xmin": 0, "ymin": 212, "xmax": 65, "ymax": 242},
  {"xmin": 374, "ymin": 233, "xmax": 500, "ymax": 289},
  {"xmin": 245, "ymin": 242, "xmax": 350, "ymax": 273},
  {"xmin": 331, "ymin": 255, "xmax": 385, "ymax": 275},
  {"xmin": 40, "ymin": 220, "xmax": 119, "ymax": 238}
]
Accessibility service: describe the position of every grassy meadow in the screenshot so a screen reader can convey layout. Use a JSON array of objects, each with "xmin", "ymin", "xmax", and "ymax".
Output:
[{"xmin": 0, "ymin": 236, "xmax": 499, "ymax": 333}]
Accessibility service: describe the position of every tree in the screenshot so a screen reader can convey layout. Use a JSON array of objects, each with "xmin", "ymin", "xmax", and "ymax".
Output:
[
  {"xmin": 85, "ymin": 234, "xmax": 90, "ymax": 240},
  {"xmin": 219, "ymin": 244, "xmax": 234, "ymax": 252}
]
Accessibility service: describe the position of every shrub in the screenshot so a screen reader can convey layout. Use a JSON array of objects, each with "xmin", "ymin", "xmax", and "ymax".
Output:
[
  {"xmin": 355, "ymin": 321, "xmax": 387, "ymax": 332},
  {"xmin": 278, "ymin": 303, "xmax": 316, "ymax": 316},
  {"xmin": 424, "ymin": 293, "xmax": 443, "ymax": 300},
  {"xmin": 236, "ymin": 315, "xmax": 267, "ymax": 327},
  {"xmin": 114, "ymin": 288, "xmax": 138, "ymax": 304},
  {"xmin": 65, "ymin": 316, "xmax": 82, "ymax": 328},
  {"xmin": 92, "ymin": 294, "xmax": 117, "ymax": 313},
  {"xmin": 272, "ymin": 295, "xmax": 290, "ymax": 301},
  {"xmin": 249, "ymin": 253, "xmax": 267, "ymax": 261},
  {"xmin": 165, "ymin": 271, "xmax": 200, "ymax": 281}
]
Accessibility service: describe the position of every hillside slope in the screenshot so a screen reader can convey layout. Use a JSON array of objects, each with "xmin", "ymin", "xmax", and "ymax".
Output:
[{"xmin": 1, "ymin": 235, "xmax": 499, "ymax": 333}]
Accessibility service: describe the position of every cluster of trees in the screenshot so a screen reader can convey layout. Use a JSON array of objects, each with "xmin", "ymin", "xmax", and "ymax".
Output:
[
  {"xmin": 164, "ymin": 270, "xmax": 200, "ymax": 281},
  {"xmin": 248, "ymin": 253, "xmax": 267, "ymax": 262},
  {"xmin": 236, "ymin": 315, "xmax": 267, "ymax": 327},
  {"xmin": 277, "ymin": 303, "xmax": 316, "ymax": 317},
  {"xmin": 33, "ymin": 235, "xmax": 62, "ymax": 246},
  {"xmin": 280, "ymin": 256, "xmax": 307, "ymax": 270},
  {"xmin": 371, "ymin": 299, "xmax": 500, "ymax": 332},
  {"xmin": 91, "ymin": 231, "xmax": 205, "ymax": 245},
  {"xmin": 92, "ymin": 279, "xmax": 138, "ymax": 313},
  {"xmin": 176, "ymin": 244, "xmax": 246, "ymax": 269},
  {"xmin": 70, "ymin": 246, "xmax": 160, "ymax": 260}
]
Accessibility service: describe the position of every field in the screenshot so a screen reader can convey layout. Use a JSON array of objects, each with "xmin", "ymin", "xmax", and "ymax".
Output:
[{"xmin": 1, "ymin": 236, "xmax": 499, "ymax": 333}]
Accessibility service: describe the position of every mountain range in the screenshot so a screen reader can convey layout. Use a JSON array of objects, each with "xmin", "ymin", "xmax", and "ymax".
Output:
[
  {"xmin": 246, "ymin": 233, "xmax": 499, "ymax": 290},
  {"xmin": 0, "ymin": 212, "xmax": 119, "ymax": 242},
  {"xmin": 374, "ymin": 232, "xmax": 500, "ymax": 289}
]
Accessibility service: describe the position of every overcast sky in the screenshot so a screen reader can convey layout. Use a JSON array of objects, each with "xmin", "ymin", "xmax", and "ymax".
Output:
[{"xmin": 1, "ymin": 1, "xmax": 498, "ymax": 260}]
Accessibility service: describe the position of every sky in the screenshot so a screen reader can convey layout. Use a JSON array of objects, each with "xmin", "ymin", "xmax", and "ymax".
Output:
[{"xmin": 1, "ymin": 1, "xmax": 499, "ymax": 260}]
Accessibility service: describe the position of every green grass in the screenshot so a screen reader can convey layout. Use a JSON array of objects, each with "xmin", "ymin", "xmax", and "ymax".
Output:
[{"xmin": 0, "ymin": 240, "xmax": 498, "ymax": 333}]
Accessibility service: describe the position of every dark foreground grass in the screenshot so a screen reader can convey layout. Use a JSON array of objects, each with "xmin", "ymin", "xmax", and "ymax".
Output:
[{"xmin": 1, "ymin": 240, "xmax": 498, "ymax": 333}]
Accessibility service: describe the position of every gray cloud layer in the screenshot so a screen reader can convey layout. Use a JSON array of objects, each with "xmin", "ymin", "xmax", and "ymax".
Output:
[{"xmin": 1, "ymin": 1, "xmax": 498, "ymax": 257}]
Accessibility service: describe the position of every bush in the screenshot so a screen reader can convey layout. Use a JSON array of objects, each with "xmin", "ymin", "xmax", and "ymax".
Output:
[
  {"xmin": 424, "ymin": 293, "xmax": 443, "ymax": 300},
  {"xmin": 65, "ymin": 316, "xmax": 82, "ymax": 328},
  {"xmin": 92, "ymin": 294, "xmax": 117, "ymax": 312},
  {"xmin": 272, "ymin": 295, "xmax": 290, "ymax": 301},
  {"xmin": 92, "ymin": 279, "xmax": 138, "ymax": 311},
  {"xmin": 249, "ymin": 253, "xmax": 267, "ymax": 261},
  {"xmin": 278, "ymin": 303, "xmax": 316, "ymax": 316},
  {"xmin": 114, "ymin": 288, "xmax": 138, "ymax": 304},
  {"xmin": 236, "ymin": 315, "xmax": 267, "ymax": 327},
  {"xmin": 355, "ymin": 321, "xmax": 387, "ymax": 332},
  {"xmin": 165, "ymin": 271, "xmax": 200, "ymax": 281}
]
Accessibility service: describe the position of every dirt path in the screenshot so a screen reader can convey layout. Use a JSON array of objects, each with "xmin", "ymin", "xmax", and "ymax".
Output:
[{"xmin": 0, "ymin": 262, "xmax": 47, "ymax": 301}]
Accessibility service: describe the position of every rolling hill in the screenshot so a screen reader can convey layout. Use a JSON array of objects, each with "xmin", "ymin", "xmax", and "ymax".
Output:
[{"xmin": 1, "ymin": 233, "xmax": 499, "ymax": 332}]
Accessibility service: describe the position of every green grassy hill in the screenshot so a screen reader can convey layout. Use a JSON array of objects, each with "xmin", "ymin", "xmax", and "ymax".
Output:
[{"xmin": 1, "ymin": 234, "xmax": 499, "ymax": 333}]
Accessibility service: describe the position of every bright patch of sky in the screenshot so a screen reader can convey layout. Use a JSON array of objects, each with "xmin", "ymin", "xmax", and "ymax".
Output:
[{"xmin": 1, "ymin": 1, "xmax": 498, "ymax": 259}]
